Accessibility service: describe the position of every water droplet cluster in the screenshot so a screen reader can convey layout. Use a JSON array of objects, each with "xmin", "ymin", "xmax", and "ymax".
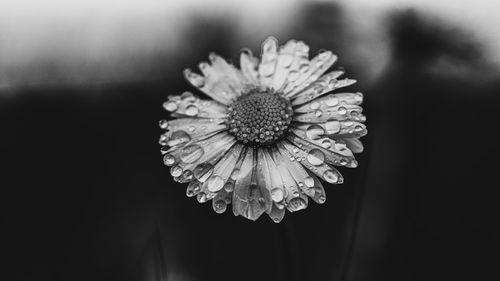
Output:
[{"xmin": 226, "ymin": 90, "xmax": 293, "ymax": 146}]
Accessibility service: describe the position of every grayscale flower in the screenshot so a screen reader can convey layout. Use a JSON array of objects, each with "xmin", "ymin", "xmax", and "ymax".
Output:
[{"xmin": 159, "ymin": 37, "xmax": 367, "ymax": 222}]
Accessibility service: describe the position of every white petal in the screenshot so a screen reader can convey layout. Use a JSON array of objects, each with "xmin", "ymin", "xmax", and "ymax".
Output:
[
  {"xmin": 294, "ymin": 92, "xmax": 364, "ymax": 113},
  {"xmin": 281, "ymin": 140, "xmax": 345, "ymax": 184},
  {"xmin": 240, "ymin": 49, "xmax": 260, "ymax": 85},
  {"xmin": 258, "ymin": 37, "xmax": 279, "ymax": 87},
  {"xmin": 184, "ymin": 53, "xmax": 247, "ymax": 105},
  {"xmin": 293, "ymin": 104, "xmax": 364, "ymax": 123},
  {"xmin": 283, "ymin": 50, "xmax": 338, "ymax": 97},
  {"xmin": 286, "ymin": 133, "xmax": 357, "ymax": 168},
  {"xmin": 290, "ymin": 72, "xmax": 357, "ymax": 106},
  {"xmin": 232, "ymin": 148, "xmax": 269, "ymax": 221},
  {"xmin": 163, "ymin": 92, "xmax": 227, "ymax": 119},
  {"xmin": 343, "ymin": 138, "xmax": 364, "ymax": 153}
]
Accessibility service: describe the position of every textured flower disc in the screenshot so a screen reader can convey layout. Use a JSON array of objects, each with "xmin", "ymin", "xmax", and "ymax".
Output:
[{"xmin": 159, "ymin": 37, "xmax": 367, "ymax": 222}]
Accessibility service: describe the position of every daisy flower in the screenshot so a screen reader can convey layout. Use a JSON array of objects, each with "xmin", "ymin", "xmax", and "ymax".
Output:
[{"xmin": 159, "ymin": 37, "xmax": 367, "ymax": 222}]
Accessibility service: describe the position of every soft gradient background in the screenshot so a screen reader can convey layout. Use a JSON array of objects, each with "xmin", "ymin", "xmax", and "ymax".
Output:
[{"xmin": 2, "ymin": 1, "xmax": 499, "ymax": 281}]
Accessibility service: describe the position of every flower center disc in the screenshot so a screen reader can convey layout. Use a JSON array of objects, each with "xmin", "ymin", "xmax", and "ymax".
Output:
[{"xmin": 226, "ymin": 90, "xmax": 293, "ymax": 146}]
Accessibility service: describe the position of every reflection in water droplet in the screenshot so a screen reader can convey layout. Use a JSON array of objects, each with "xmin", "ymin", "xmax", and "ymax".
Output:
[
  {"xmin": 170, "ymin": 165, "xmax": 183, "ymax": 177},
  {"xmin": 180, "ymin": 170, "xmax": 193, "ymax": 182},
  {"xmin": 340, "ymin": 159, "xmax": 348, "ymax": 166},
  {"xmin": 185, "ymin": 104, "xmax": 199, "ymax": 116},
  {"xmin": 307, "ymin": 149, "xmax": 325, "ymax": 166},
  {"xmin": 325, "ymin": 120, "xmax": 340, "ymax": 134},
  {"xmin": 325, "ymin": 95, "xmax": 339, "ymax": 107},
  {"xmin": 213, "ymin": 199, "xmax": 227, "ymax": 214},
  {"xmin": 306, "ymin": 125, "xmax": 325, "ymax": 141},
  {"xmin": 323, "ymin": 170, "xmax": 338, "ymax": 183},
  {"xmin": 288, "ymin": 197, "xmax": 307, "ymax": 211},
  {"xmin": 180, "ymin": 145, "xmax": 204, "ymax": 163},
  {"xmin": 163, "ymin": 154, "xmax": 175, "ymax": 166},
  {"xmin": 193, "ymin": 163, "xmax": 214, "ymax": 182},
  {"xmin": 271, "ymin": 188, "xmax": 284, "ymax": 202},
  {"xmin": 319, "ymin": 195, "xmax": 326, "ymax": 204},
  {"xmin": 207, "ymin": 175, "xmax": 224, "ymax": 192},
  {"xmin": 167, "ymin": 131, "xmax": 191, "ymax": 147},
  {"xmin": 304, "ymin": 177, "xmax": 315, "ymax": 188}
]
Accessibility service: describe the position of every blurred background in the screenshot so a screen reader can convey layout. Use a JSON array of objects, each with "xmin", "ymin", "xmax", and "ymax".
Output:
[{"xmin": 1, "ymin": 0, "xmax": 499, "ymax": 280}]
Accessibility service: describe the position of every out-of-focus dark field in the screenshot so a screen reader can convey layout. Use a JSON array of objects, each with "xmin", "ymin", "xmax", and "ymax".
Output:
[{"xmin": 1, "ymin": 4, "xmax": 499, "ymax": 281}]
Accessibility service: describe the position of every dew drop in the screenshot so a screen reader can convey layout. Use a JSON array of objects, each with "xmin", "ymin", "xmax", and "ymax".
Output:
[
  {"xmin": 304, "ymin": 177, "xmax": 315, "ymax": 188},
  {"xmin": 163, "ymin": 154, "xmax": 175, "ymax": 166},
  {"xmin": 163, "ymin": 101, "xmax": 178, "ymax": 112},
  {"xmin": 260, "ymin": 63, "xmax": 275, "ymax": 77},
  {"xmin": 318, "ymin": 195, "xmax": 326, "ymax": 204},
  {"xmin": 170, "ymin": 165, "xmax": 183, "ymax": 177},
  {"xmin": 307, "ymin": 149, "xmax": 325, "ymax": 166},
  {"xmin": 309, "ymin": 101, "xmax": 320, "ymax": 110},
  {"xmin": 315, "ymin": 110, "xmax": 323, "ymax": 117},
  {"xmin": 197, "ymin": 192, "xmax": 208, "ymax": 203},
  {"xmin": 288, "ymin": 71, "xmax": 299, "ymax": 82},
  {"xmin": 354, "ymin": 125, "xmax": 364, "ymax": 132},
  {"xmin": 213, "ymin": 199, "xmax": 227, "ymax": 214},
  {"xmin": 306, "ymin": 125, "xmax": 325, "ymax": 141},
  {"xmin": 187, "ymin": 181, "xmax": 200, "ymax": 197},
  {"xmin": 207, "ymin": 175, "xmax": 224, "ymax": 192},
  {"xmin": 159, "ymin": 119, "xmax": 168, "ymax": 129},
  {"xmin": 167, "ymin": 130, "xmax": 191, "ymax": 147},
  {"xmin": 180, "ymin": 144, "xmax": 204, "ymax": 163},
  {"xmin": 325, "ymin": 120, "xmax": 340, "ymax": 134},
  {"xmin": 224, "ymin": 181, "xmax": 234, "ymax": 192},
  {"xmin": 323, "ymin": 170, "xmax": 339, "ymax": 183},
  {"xmin": 288, "ymin": 197, "xmax": 307, "ymax": 211},
  {"xmin": 325, "ymin": 95, "xmax": 339, "ymax": 107},
  {"xmin": 230, "ymin": 169, "xmax": 240, "ymax": 180},
  {"xmin": 271, "ymin": 188, "xmax": 284, "ymax": 202},
  {"xmin": 193, "ymin": 163, "xmax": 214, "ymax": 182},
  {"xmin": 320, "ymin": 139, "xmax": 331, "ymax": 149},
  {"xmin": 338, "ymin": 106, "xmax": 347, "ymax": 115},
  {"xmin": 181, "ymin": 170, "xmax": 193, "ymax": 182},
  {"xmin": 185, "ymin": 104, "xmax": 199, "ymax": 116}
]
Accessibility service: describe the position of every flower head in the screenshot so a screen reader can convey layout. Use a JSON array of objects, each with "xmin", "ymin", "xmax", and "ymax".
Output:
[{"xmin": 159, "ymin": 37, "xmax": 367, "ymax": 222}]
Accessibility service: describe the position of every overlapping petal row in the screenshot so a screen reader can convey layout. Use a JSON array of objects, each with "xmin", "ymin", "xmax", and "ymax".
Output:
[{"xmin": 159, "ymin": 37, "xmax": 367, "ymax": 222}]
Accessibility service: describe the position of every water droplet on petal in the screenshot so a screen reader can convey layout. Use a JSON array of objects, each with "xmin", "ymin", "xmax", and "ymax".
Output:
[
  {"xmin": 159, "ymin": 119, "xmax": 169, "ymax": 129},
  {"xmin": 325, "ymin": 95, "xmax": 339, "ymax": 107},
  {"xmin": 318, "ymin": 195, "xmax": 326, "ymax": 204},
  {"xmin": 193, "ymin": 163, "xmax": 214, "ymax": 182},
  {"xmin": 224, "ymin": 181, "xmax": 234, "ymax": 192},
  {"xmin": 185, "ymin": 104, "xmax": 199, "ymax": 116},
  {"xmin": 338, "ymin": 106, "xmax": 347, "ymax": 115},
  {"xmin": 315, "ymin": 110, "xmax": 323, "ymax": 117},
  {"xmin": 167, "ymin": 130, "xmax": 191, "ymax": 147},
  {"xmin": 320, "ymin": 139, "xmax": 331, "ymax": 149},
  {"xmin": 310, "ymin": 101, "xmax": 320, "ymax": 110},
  {"xmin": 288, "ymin": 71, "xmax": 299, "ymax": 82},
  {"xmin": 306, "ymin": 125, "xmax": 325, "ymax": 140},
  {"xmin": 325, "ymin": 120, "xmax": 340, "ymax": 134},
  {"xmin": 304, "ymin": 177, "xmax": 315, "ymax": 188},
  {"xmin": 180, "ymin": 144, "xmax": 204, "ymax": 163},
  {"xmin": 197, "ymin": 192, "xmax": 208, "ymax": 203},
  {"xmin": 163, "ymin": 154, "xmax": 175, "ymax": 166},
  {"xmin": 278, "ymin": 54, "xmax": 293, "ymax": 67},
  {"xmin": 163, "ymin": 101, "xmax": 178, "ymax": 112},
  {"xmin": 207, "ymin": 175, "xmax": 224, "ymax": 192},
  {"xmin": 213, "ymin": 199, "xmax": 227, "ymax": 214},
  {"xmin": 170, "ymin": 165, "xmax": 183, "ymax": 177},
  {"xmin": 307, "ymin": 149, "xmax": 325, "ymax": 166},
  {"xmin": 288, "ymin": 197, "xmax": 307, "ymax": 211},
  {"xmin": 323, "ymin": 170, "xmax": 339, "ymax": 183},
  {"xmin": 230, "ymin": 169, "xmax": 240, "ymax": 180},
  {"xmin": 271, "ymin": 188, "xmax": 284, "ymax": 202}
]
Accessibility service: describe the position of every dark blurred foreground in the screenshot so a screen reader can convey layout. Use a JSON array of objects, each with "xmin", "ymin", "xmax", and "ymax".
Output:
[{"xmin": 2, "ymin": 5, "xmax": 500, "ymax": 281}]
